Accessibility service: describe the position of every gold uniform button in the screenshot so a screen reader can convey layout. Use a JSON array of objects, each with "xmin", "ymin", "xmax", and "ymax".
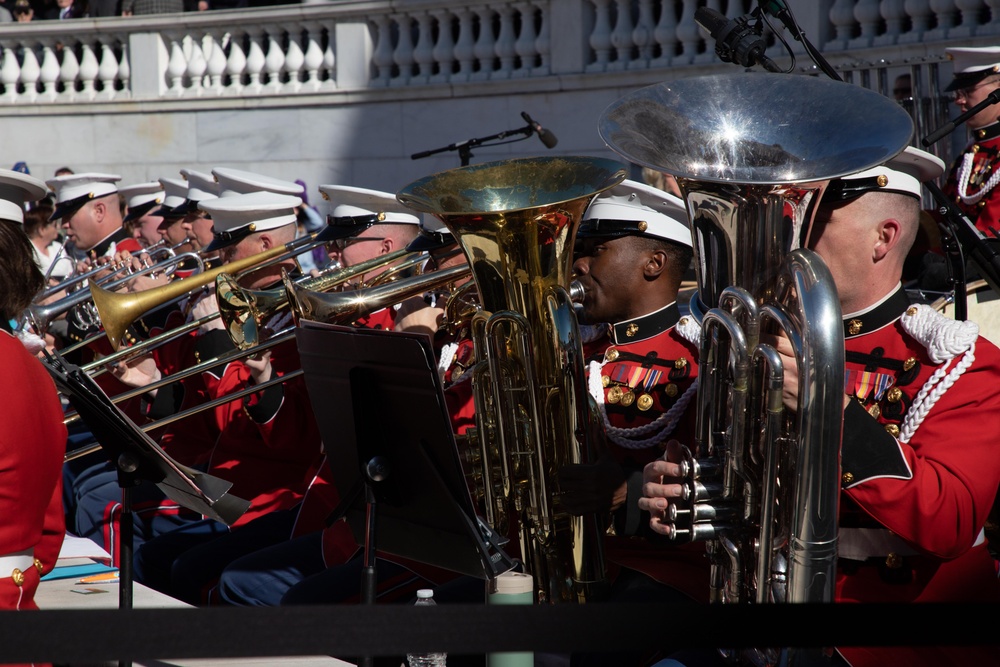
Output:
[
  {"xmin": 906, "ymin": 306, "xmax": 918, "ymax": 317},
  {"xmin": 605, "ymin": 348, "xmax": 619, "ymax": 363},
  {"xmin": 33, "ymin": 558, "xmax": 42, "ymax": 573},
  {"xmin": 664, "ymin": 383, "xmax": 679, "ymax": 398},
  {"xmin": 601, "ymin": 375, "xmax": 610, "ymax": 387},
  {"xmin": 876, "ymin": 174, "xmax": 888, "ymax": 188},
  {"xmin": 885, "ymin": 552, "xmax": 903, "ymax": 569},
  {"xmin": 674, "ymin": 357, "xmax": 687, "ymax": 369},
  {"xmin": 868, "ymin": 404, "xmax": 881, "ymax": 419},
  {"xmin": 11, "ymin": 568, "xmax": 24, "ymax": 587},
  {"xmin": 886, "ymin": 387, "xmax": 902, "ymax": 403},
  {"xmin": 848, "ymin": 319, "xmax": 862, "ymax": 335},
  {"xmin": 842, "ymin": 472, "xmax": 854, "ymax": 485},
  {"xmin": 903, "ymin": 357, "xmax": 916, "ymax": 371},
  {"xmin": 885, "ymin": 423, "xmax": 900, "ymax": 437}
]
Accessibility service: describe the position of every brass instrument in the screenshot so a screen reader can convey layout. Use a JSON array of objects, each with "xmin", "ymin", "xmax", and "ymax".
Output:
[
  {"xmin": 599, "ymin": 73, "xmax": 914, "ymax": 662},
  {"xmin": 216, "ymin": 248, "xmax": 414, "ymax": 350},
  {"xmin": 285, "ymin": 263, "xmax": 470, "ymax": 326},
  {"xmin": 397, "ymin": 156, "xmax": 627, "ymax": 604},
  {"xmin": 87, "ymin": 235, "xmax": 320, "ymax": 351}
]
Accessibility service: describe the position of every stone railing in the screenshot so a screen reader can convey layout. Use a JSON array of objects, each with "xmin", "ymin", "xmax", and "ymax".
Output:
[{"xmin": 0, "ymin": 0, "xmax": 998, "ymax": 105}]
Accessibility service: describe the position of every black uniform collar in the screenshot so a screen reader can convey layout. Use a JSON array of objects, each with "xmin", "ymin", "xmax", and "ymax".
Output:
[
  {"xmin": 610, "ymin": 302, "xmax": 680, "ymax": 345},
  {"xmin": 90, "ymin": 227, "xmax": 131, "ymax": 259},
  {"xmin": 842, "ymin": 285, "xmax": 910, "ymax": 338},
  {"xmin": 973, "ymin": 121, "xmax": 1000, "ymax": 143}
]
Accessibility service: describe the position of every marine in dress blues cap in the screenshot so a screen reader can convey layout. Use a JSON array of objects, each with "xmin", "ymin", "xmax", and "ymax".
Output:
[
  {"xmin": 578, "ymin": 178, "xmax": 692, "ymax": 248},
  {"xmin": 45, "ymin": 172, "xmax": 121, "ymax": 222},
  {"xmin": 944, "ymin": 46, "xmax": 1000, "ymax": 93},
  {"xmin": 824, "ymin": 146, "xmax": 946, "ymax": 203},
  {"xmin": 0, "ymin": 168, "xmax": 47, "ymax": 224},
  {"xmin": 317, "ymin": 184, "xmax": 422, "ymax": 244},
  {"xmin": 199, "ymin": 191, "xmax": 302, "ymax": 253},
  {"xmin": 120, "ymin": 181, "xmax": 164, "ymax": 224},
  {"xmin": 212, "ymin": 167, "xmax": 304, "ymax": 198}
]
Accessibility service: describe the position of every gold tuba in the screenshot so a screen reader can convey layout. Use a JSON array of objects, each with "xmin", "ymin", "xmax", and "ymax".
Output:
[
  {"xmin": 398, "ymin": 156, "xmax": 627, "ymax": 604},
  {"xmin": 600, "ymin": 72, "xmax": 914, "ymax": 659}
]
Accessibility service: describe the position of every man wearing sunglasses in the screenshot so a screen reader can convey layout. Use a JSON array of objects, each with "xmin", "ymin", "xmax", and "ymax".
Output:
[{"xmin": 941, "ymin": 46, "xmax": 1000, "ymax": 237}]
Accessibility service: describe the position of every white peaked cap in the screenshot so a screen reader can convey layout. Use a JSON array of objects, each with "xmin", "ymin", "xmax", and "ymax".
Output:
[
  {"xmin": 321, "ymin": 184, "xmax": 421, "ymax": 224},
  {"xmin": 158, "ymin": 177, "xmax": 190, "ymax": 210},
  {"xmin": 119, "ymin": 181, "xmax": 164, "ymax": 210},
  {"xmin": 200, "ymin": 191, "xmax": 302, "ymax": 252},
  {"xmin": 0, "ymin": 168, "xmax": 47, "ymax": 224},
  {"xmin": 181, "ymin": 168, "xmax": 220, "ymax": 203},
  {"xmin": 581, "ymin": 179, "xmax": 692, "ymax": 248},
  {"xmin": 213, "ymin": 167, "xmax": 305, "ymax": 198},
  {"xmin": 832, "ymin": 146, "xmax": 945, "ymax": 201},
  {"xmin": 45, "ymin": 172, "xmax": 121, "ymax": 221}
]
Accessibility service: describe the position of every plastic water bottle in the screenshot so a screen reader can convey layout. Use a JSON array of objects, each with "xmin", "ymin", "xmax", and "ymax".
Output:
[{"xmin": 406, "ymin": 589, "xmax": 447, "ymax": 667}]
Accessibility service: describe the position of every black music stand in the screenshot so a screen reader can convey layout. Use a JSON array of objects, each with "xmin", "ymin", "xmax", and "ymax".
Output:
[
  {"xmin": 295, "ymin": 322, "xmax": 512, "ymax": 581},
  {"xmin": 45, "ymin": 350, "xmax": 249, "ymax": 665}
]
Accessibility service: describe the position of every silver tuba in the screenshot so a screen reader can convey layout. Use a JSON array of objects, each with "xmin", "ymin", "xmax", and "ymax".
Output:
[
  {"xmin": 600, "ymin": 73, "xmax": 914, "ymax": 661},
  {"xmin": 397, "ymin": 156, "xmax": 627, "ymax": 604}
]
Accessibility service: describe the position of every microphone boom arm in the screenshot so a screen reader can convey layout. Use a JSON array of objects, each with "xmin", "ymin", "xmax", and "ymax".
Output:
[{"xmin": 411, "ymin": 123, "xmax": 535, "ymax": 166}]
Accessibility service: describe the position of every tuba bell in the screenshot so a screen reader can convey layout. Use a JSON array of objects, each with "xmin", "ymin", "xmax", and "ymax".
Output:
[
  {"xmin": 600, "ymin": 72, "xmax": 914, "ymax": 661},
  {"xmin": 398, "ymin": 156, "xmax": 627, "ymax": 604}
]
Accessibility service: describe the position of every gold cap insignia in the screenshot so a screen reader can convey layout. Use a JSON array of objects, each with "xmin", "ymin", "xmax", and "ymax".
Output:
[
  {"xmin": 248, "ymin": 222, "xmax": 256, "ymax": 232},
  {"xmin": 848, "ymin": 319, "xmax": 863, "ymax": 335},
  {"xmin": 625, "ymin": 323, "xmax": 639, "ymax": 337},
  {"xmin": 876, "ymin": 174, "xmax": 889, "ymax": 187},
  {"xmin": 637, "ymin": 220, "xmax": 648, "ymax": 232},
  {"xmin": 377, "ymin": 212, "xmax": 386, "ymax": 221}
]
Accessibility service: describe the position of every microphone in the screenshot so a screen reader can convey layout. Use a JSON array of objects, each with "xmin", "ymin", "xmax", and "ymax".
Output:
[
  {"xmin": 695, "ymin": 6, "xmax": 778, "ymax": 72},
  {"xmin": 521, "ymin": 112, "xmax": 558, "ymax": 149}
]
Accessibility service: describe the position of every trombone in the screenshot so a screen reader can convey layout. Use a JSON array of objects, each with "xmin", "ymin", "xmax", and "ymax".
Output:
[{"xmin": 64, "ymin": 262, "xmax": 473, "ymax": 460}]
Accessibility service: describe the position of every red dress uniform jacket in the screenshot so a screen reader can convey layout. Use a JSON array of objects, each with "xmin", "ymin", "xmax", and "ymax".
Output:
[
  {"xmin": 582, "ymin": 302, "xmax": 707, "ymax": 601},
  {"xmin": 835, "ymin": 286, "xmax": 1000, "ymax": 666},
  {"xmin": 0, "ymin": 331, "xmax": 66, "ymax": 610},
  {"xmin": 941, "ymin": 122, "xmax": 1000, "ymax": 237}
]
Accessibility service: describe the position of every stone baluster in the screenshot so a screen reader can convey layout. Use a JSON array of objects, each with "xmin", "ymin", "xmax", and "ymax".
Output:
[
  {"xmin": 165, "ymin": 35, "xmax": 188, "ymax": 96},
  {"xmin": 19, "ymin": 44, "xmax": 39, "ymax": 102},
  {"xmin": 876, "ymin": 0, "xmax": 907, "ymax": 45},
  {"xmin": 493, "ymin": 4, "xmax": 516, "ymax": 78},
  {"xmin": 301, "ymin": 26, "xmax": 324, "ymax": 90},
  {"xmin": 472, "ymin": 5, "xmax": 497, "ymax": 80},
  {"xmin": 827, "ymin": 0, "xmax": 857, "ymax": 50},
  {"xmin": 950, "ymin": 0, "xmax": 982, "ymax": 37},
  {"xmin": 850, "ymin": 0, "xmax": 882, "ymax": 47},
  {"xmin": 78, "ymin": 42, "xmax": 99, "ymax": 99},
  {"xmin": 284, "ymin": 27, "xmax": 305, "ymax": 93},
  {"xmin": 631, "ymin": 0, "xmax": 654, "ymax": 67},
  {"xmin": 38, "ymin": 42, "xmax": 61, "ymax": 102},
  {"xmin": 225, "ymin": 33, "xmax": 247, "ymax": 95},
  {"xmin": 98, "ymin": 43, "xmax": 121, "ymax": 100},
  {"xmin": 609, "ymin": 0, "xmax": 633, "ymax": 70},
  {"xmin": 412, "ymin": 11, "xmax": 435, "ymax": 83},
  {"xmin": 243, "ymin": 29, "xmax": 267, "ymax": 93},
  {"xmin": 118, "ymin": 43, "xmax": 131, "ymax": 98},
  {"xmin": 431, "ymin": 8, "xmax": 456, "ymax": 83},
  {"xmin": 0, "ymin": 45, "xmax": 19, "ymax": 103},
  {"xmin": 651, "ymin": 0, "xmax": 679, "ymax": 67},
  {"xmin": 371, "ymin": 15, "xmax": 394, "ymax": 86},
  {"xmin": 587, "ymin": 0, "xmax": 613, "ymax": 72},
  {"xmin": 675, "ymin": 0, "xmax": 701, "ymax": 64},
  {"xmin": 263, "ymin": 31, "xmax": 286, "ymax": 93},
  {"xmin": 186, "ymin": 36, "xmax": 208, "ymax": 96},
  {"xmin": 926, "ymin": 0, "xmax": 956, "ymax": 39},
  {"xmin": 204, "ymin": 32, "xmax": 228, "ymax": 94},
  {"xmin": 899, "ymin": 0, "xmax": 932, "ymax": 42},
  {"xmin": 513, "ymin": 1, "xmax": 538, "ymax": 76},
  {"xmin": 453, "ymin": 7, "xmax": 476, "ymax": 81},
  {"xmin": 534, "ymin": 0, "xmax": 550, "ymax": 74},
  {"xmin": 392, "ymin": 12, "xmax": 416, "ymax": 85}
]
